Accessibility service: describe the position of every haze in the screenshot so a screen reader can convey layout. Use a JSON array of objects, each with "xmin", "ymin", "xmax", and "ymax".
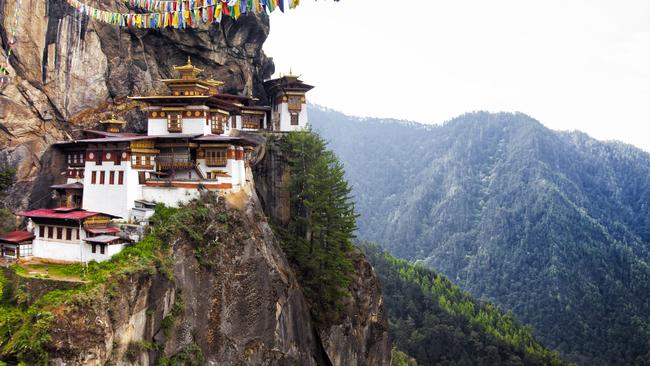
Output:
[{"xmin": 265, "ymin": 0, "xmax": 650, "ymax": 152}]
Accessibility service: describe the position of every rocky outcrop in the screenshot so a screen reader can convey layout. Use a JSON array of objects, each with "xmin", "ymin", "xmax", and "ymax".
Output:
[
  {"xmin": 42, "ymin": 189, "xmax": 389, "ymax": 365},
  {"xmin": 0, "ymin": 0, "xmax": 274, "ymax": 209},
  {"xmin": 47, "ymin": 192, "xmax": 330, "ymax": 365},
  {"xmin": 252, "ymin": 134, "xmax": 391, "ymax": 366}
]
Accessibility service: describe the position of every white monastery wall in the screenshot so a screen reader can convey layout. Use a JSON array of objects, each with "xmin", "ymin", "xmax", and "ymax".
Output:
[
  {"xmin": 148, "ymin": 118, "xmax": 168, "ymax": 135},
  {"xmin": 278, "ymin": 102, "xmax": 309, "ymax": 131},
  {"xmin": 82, "ymin": 161, "xmax": 130, "ymax": 219},
  {"xmin": 141, "ymin": 186, "xmax": 200, "ymax": 207}
]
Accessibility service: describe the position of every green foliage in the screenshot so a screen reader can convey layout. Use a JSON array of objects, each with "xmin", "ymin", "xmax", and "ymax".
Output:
[
  {"xmin": 362, "ymin": 243, "xmax": 569, "ymax": 366},
  {"xmin": 0, "ymin": 168, "xmax": 15, "ymax": 194},
  {"xmin": 313, "ymin": 109, "xmax": 650, "ymax": 364},
  {"xmin": 0, "ymin": 209, "xmax": 15, "ymax": 235},
  {"xmin": 0, "ymin": 203, "xmax": 182, "ymax": 364},
  {"xmin": 126, "ymin": 340, "xmax": 158, "ymax": 362},
  {"xmin": 162, "ymin": 292, "xmax": 184, "ymax": 338},
  {"xmin": 156, "ymin": 342, "xmax": 204, "ymax": 366},
  {"xmin": 276, "ymin": 131, "xmax": 357, "ymax": 322},
  {"xmin": 391, "ymin": 347, "xmax": 417, "ymax": 366}
]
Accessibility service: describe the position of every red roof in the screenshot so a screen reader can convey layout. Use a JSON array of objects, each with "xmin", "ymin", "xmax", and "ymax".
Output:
[
  {"xmin": 0, "ymin": 231, "xmax": 35, "ymax": 244},
  {"xmin": 86, "ymin": 227, "xmax": 121, "ymax": 235},
  {"xmin": 17, "ymin": 208, "xmax": 120, "ymax": 221}
]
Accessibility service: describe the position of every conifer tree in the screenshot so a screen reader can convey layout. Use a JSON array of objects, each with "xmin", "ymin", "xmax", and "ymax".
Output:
[{"xmin": 278, "ymin": 131, "xmax": 357, "ymax": 320}]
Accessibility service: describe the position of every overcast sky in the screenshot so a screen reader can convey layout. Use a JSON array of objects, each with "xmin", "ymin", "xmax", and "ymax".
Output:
[{"xmin": 264, "ymin": 0, "xmax": 650, "ymax": 152}]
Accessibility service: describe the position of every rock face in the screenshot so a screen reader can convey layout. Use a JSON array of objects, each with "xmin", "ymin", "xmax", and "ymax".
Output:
[
  {"xmin": 47, "ymin": 193, "xmax": 330, "ymax": 365},
  {"xmin": 252, "ymin": 134, "xmax": 391, "ymax": 366},
  {"xmin": 0, "ymin": 0, "xmax": 273, "ymax": 209},
  {"xmin": 45, "ymin": 191, "xmax": 389, "ymax": 366}
]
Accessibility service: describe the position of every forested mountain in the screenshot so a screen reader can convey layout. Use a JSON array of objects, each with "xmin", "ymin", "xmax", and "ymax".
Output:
[
  {"xmin": 362, "ymin": 243, "xmax": 567, "ymax": 366},
  {"xmin": 310, "ymin": 106, "xmax": 650, "ymax": 365}
]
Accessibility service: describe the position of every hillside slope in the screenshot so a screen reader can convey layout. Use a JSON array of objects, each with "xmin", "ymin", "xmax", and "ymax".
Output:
[
  {"xmin": 362, "ymin": 243, "xmax": 567, "ymax": 366},
  {"xmin": 311, "ymin": 107, "xmax": 650, "ymax": 365}
]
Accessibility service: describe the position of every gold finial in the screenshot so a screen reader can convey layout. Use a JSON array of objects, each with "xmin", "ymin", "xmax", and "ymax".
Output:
[{"xmin": 187, "ymin": 56, "xmax": 192, "ymax": 65}]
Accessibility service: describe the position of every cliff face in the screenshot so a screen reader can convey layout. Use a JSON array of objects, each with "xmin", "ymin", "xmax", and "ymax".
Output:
[
  {"xmin": 0, "ymin": 0, "xmax": 273, "ymax": 209},
  {"xmin": 252, "ymin": 134, "xmax": 391, "ymax": 366},
  {"xmin": 43, "ymin": 190, "xmax": 389, "ymax": 366},
  {"xmin": 46, "ymin": 193, "xmax": 330, "ymax": 365}
]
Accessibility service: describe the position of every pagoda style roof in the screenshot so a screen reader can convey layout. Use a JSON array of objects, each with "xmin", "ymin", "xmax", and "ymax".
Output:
[
  {"xmin": 50, "ymin": 182, "xmax": 84, "ymax": 190},
  {"xmin": 194, "ymin": 135, "xmax": 258, "ymax": 146},
  {"xmin": 100, "ymin": 115, "xmax": 126, "ymax": 126},
  {"xmin": 84, "ymin": 235, "xmax": 121, "ymax": 244},
  {"xmin": 264, "ymin": 74, "xmax": 314, "ymax": 96},
  {"xmin": 17, "ymin": 208, "xmax": 121, "ymax": 221},
  {"xmin": 0, "ymin": 231, "xmax": 35, "ymax": 244},
  {"xmin": 174, "ymin": 57, "xmax": 203, "ymax": 75}
]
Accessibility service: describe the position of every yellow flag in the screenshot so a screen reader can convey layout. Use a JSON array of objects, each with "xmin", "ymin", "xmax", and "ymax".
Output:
[
  {"xmin": 172, "ymin": 11, "xmax": 179, "ymax": 28},
  {"xmin": 234, "ymin": 2, "xmax": 240, "ymax": 19}
]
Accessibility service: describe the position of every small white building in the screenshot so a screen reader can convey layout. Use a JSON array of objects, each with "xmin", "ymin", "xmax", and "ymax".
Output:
[
  {"xmin": 264, "ymin": 73, "xmax": 314, "ymax": 132},
  {"xmin": 0, "ymin": 231, "xmax": 35, "ymax": 260},
  {"xmin": 16, "ymin": 208, "xmax": 126, "ymax": 263}
]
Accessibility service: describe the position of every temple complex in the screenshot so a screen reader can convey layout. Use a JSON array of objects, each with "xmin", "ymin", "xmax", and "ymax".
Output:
[{"xmin": 0, "ymin": 59, "xmax": 314, "ymax": 263}]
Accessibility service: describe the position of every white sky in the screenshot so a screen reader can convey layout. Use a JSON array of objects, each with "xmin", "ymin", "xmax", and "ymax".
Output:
[{"xmin": 264, "ymin": 0, "xmax": 650, "ymax": 152}]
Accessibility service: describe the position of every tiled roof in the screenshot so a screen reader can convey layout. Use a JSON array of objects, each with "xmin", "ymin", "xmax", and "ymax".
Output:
[
  {"xmin": 0, "ymin": 231, "xmax": 35, "ymax": 243},
  {"xmin": 17, "ymin": 208, "xmax": 120, "ymax": 221}
]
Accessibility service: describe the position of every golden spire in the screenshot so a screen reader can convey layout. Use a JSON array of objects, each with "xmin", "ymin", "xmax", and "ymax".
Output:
[
  {"xmin": 100, "ymin": 114, "xmax": 127, "ymax": 133},
  {"xmin": 173, "ymin": 57, "xmax": 203, "ymax": 79}
]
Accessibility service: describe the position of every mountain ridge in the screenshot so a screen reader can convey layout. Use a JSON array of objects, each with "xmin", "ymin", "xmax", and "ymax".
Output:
[{"xmin": 310, "ymin": 106, "xmax": 650, "ymax": 365}]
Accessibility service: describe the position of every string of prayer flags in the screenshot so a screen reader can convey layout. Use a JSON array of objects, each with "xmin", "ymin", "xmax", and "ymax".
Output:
[{"xmin": 64, "ymin": 0, "xmax": 326, "ymax": 30}]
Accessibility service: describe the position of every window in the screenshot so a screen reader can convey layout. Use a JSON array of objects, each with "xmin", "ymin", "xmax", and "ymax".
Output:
[
  {"xmin": 167, "ymin": 113, "xmax": 182, "ymax": 132},
  {"xmin": 118, "ymin": 171, "xmax": 124, "ymax": 185},
  {"xmin": 92, "ymin": 244, "xmax": 96, "ymax": 253},
  {"xmin": 47, "ymin": 226, "xmax": 53, "ymax": 239},
  {"xmin": 91, "ymin": 171, "xmax": 97, "ymax": 184},
  {"xmin": 100, "ymin": 171, "xmax": 105, "ymax": 184},
  {"xmin": 100, "ymin": 245, "xmax": 105, "ymax": 255},
  {"xmin": 290, "ymin": 113, "xmax": 299, "ymax": 126},
  {"xmin": 288, "ymin": 95, "xmax": 302, "ymax": 110},
  {"xmin": 205, "ymin": 149, "xmax": 227, "ymax": 167},
  {"xmin": 20, "ymin": 244, "xmax": 32, "ymax": 257},
  {"xmin": 109, "ymin": 171, "xmax": 115, "ymax": 185},
  {"xmin": 243, "ymin": 115, "xmax": 262, "ymax": 129},
  {"xmin": 138, "ymin": 172, "xmax": 146, "ymax": 184},
  {"xmin": 76, "ymin": 229, "xmax": 80, "ymax": 240},
  {"xmin": 56, "ymin": 227, "xmax": 63, "ymax": 240},
  {"xmin": 66, "ymin": 228, "xmax": 72, "ymax": 241},
  {"xmin": 210, "ymin": 113, "xmax": 226, "ymax": 134}
]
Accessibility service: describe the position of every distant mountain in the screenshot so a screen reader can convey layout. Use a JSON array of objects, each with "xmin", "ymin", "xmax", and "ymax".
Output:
[
  {"xmin": 361, "ymin": 243, "xmax": 567, "ymax": 366},
  {"xmin": 310, "ymin": 106, "xmax": 650, "ymax": 365}
]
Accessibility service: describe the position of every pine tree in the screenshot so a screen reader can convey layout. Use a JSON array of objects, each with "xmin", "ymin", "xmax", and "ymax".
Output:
[{"xmin": 278, "ymin": 131, "xmax": 358, "ymax": 321}]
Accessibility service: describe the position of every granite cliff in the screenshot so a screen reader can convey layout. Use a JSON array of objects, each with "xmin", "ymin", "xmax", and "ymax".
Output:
[
  {"xmin": 0, "ymin": 0, "xmax": 273, "ymax": 210},
  {"xmin": 0, "ymin": 2, "xmax": 390, "ymax": 364}
]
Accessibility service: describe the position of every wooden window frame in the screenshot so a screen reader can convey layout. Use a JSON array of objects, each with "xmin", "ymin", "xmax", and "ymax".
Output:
[
  {"xmin": 288, "ymin": 95, "xmax": 302, "ymax": 111},
  {"xmin": 205, "ymin": 148, "xmax": 227, "ymax": 167},
  {"xmin": 99, "ymin": 171, "xmax": 105, "ymax": 184},
  {"xmin": 39, "ymin": 226, "xmax": 45, "ymax": 238},
  {"xmin": 66, "ymin": 228, "xmax": 72, "ymax": 241},
  {"xmin": 109, "ymin": 171, "xmax": 115, "ymax": 185},
  {"xmin": 56, "ymin": 227, "xmax": 63, "ymax": 240},
  {"xmin": 210, "ymin": 113, "xmax": 225, "ymax": 134},
  {"xmin": 167, "ymin": 113, "xmax": 183, "ymax": 132},
  {"xmin": 290, "ymin": 113, "xmax": 299, "ymax": 126},
  {"xmin": 91, "ymin": 171, "xmax": 97, "ymax": 184},
  {"xmin": 242, "ymin": 114, "xmax": 262, "ymax": 129},
  {"xmin": 118, "ymin": 171, "xmax": 124, "ymax": 185},
  {"xmin": 47, "ymin": 226, "xmax": 53, "ymax": 239}
]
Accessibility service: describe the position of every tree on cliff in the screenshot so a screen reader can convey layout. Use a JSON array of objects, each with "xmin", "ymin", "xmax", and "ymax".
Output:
[{"xmin": 278, "ymin": 131, "xmax": 357, "ymax": 321}]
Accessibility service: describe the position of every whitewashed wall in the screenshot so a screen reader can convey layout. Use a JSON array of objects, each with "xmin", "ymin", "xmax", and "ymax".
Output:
[{"xmin": 277, "ymin": 102, "xmax": 309, "ymax": 131}]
